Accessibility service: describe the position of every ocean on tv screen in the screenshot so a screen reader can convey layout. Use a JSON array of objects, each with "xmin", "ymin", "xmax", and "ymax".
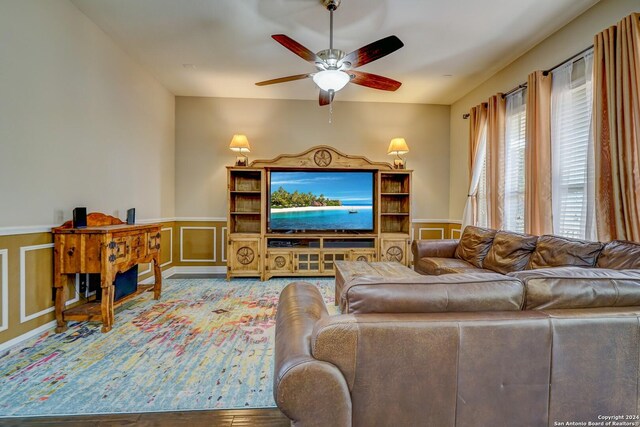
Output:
[{"xmin": 269, "ymin": 171, "xmax": 374, "ymax": 231}]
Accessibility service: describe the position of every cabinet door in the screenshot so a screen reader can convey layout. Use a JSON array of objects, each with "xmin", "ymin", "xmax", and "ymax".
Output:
[
  {"xmin": 380, "ymin": 239, "xmax": 409, "ymax": 265},
  {"xmin": 348, "ymin": 250, "xmax": 377, "ymax": 262},
  {"xmin": 229, "ymin": 238, "xmax": 261, "ymax": 274},
  {"xmin": 294, "ymin": 251, "xmax": 321, "ymax": 274},
  {"xmin": 321, "ymin": 251, "xmax": 348, "ymax": 273},
  {"xmin": 267, "ymin": 251, "xmax": 293, "ymax": 274}
]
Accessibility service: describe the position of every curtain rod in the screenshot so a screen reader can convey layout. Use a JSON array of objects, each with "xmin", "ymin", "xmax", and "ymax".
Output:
[
  {"xmin": 462, "ymin": 101, "xmax": 488, "ymax": 119},
  {"xmin": 542, "ymin": 44, "xmax": 594, "ymax": 76},
  {"xmin": 501, "ymin": 83, "xmax": 527, "ymax": 99},
  {"xmin": 463, "ymin": 44, "xmax": 594, "ymax": 119}
]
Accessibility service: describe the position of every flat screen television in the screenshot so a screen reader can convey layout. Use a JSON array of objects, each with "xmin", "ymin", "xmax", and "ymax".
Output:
[{"xmin": 268, "ymin": 170, "xmax": 374, "ymax": 232}]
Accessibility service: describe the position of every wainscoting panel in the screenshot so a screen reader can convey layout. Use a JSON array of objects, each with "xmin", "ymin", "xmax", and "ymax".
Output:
[
  {"xmin": 138, "ymin": 221, "xmax": 174, "ymax": 283},
  {"xmin": 418, "ymin": 227, "xmax": 445, "ymax": 240},
  {"xmin": 221, "ymin": 227, "xmax": 227, "ymax": 263},
  {"xmin": 180, "ymin": 227, "xmax": 216, "ymax": 262},
  {"xmin": 160, "ymin": 227, "xmax": 173, "ymax": 267},
  {"xmin": 451, "ymin": 227, "xmax": 462, "ymax": 239},
  {"xmin": 411, "ymin": 222, "xmax": 461, "ymax": 241},
  {"xmin": 0, "ymin": 249, "xmax": 7, "ymax": 333},
  {"xmin": 173, "ymin": 221, "xmax": 226, "ymax": 268},
  {"xmin": 0, "ymin": 232, "xmax": 56, "ymax": 344},
  {"xmin": 138, "ymin": 263, "xmax": 152, "ymax": 277},
  {"xmin": 20, "ymin": 243, "xmax": 55, "ymax": 324}
]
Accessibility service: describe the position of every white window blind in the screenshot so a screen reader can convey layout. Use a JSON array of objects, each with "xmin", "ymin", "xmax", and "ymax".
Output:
[
  {"xmin": 504, "ymin": 90, "xmax": 527, "ymax": 233},
  {"xmin": 551, "ymin": 51, "xmax": 595, "ymax": 240},
  {"xmin": 476, "ymin": 126, "xmax": 489, "ymax": 228}
]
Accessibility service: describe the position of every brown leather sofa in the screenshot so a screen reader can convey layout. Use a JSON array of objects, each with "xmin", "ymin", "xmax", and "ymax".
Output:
[
  {"xmin": 412, "ymin": 225, "xmax": 640, "ymax": 275},
  {"xmin": 274, "ymin": 228, "xmax": 640, "ymax": 426},
  {"xmin": 275, "ymin": 278, "xmax": 640, "ymax": 426}
]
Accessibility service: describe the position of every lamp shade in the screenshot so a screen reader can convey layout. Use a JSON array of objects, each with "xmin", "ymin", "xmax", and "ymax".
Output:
[
  {"xmin": 229, "ymin": 134, "xmax": 250, "ymax": 153},
  {"xmin": 312, "ymin": 70, "xmax": 350, "ymax": 92},
  {"xmin": 387, "ymin": 138, "xmax": 409, "ymax": 155}
]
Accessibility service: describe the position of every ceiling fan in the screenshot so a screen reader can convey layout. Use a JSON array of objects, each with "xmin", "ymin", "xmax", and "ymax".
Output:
[{"xmin": 255, "ymin": 0, "xmax": 404, "ymax": 106}]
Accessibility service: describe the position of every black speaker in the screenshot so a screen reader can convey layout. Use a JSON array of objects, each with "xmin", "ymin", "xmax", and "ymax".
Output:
[
  {"xmin": 73, "ymin": 207, "xmax": 87, "ymax": 228},
  {"xmin": 126, "ymin": 208, "xmax": 135, "ymax": 225}
]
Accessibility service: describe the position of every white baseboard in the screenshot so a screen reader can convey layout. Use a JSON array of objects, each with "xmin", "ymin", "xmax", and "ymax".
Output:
[
  {"xmin": 0, "ymin": 320, "xmax": 57, "ymax": 353},
  {"xmin": 138, "ymin": 266, "xmax": 226, "ymax": 282},
  {"xmin": 138, "ymin": 266, "xmax": 176, "ymax": 284},
  {"xmin": 170, "ymin": 266, "xmax": 227, "ymax": 275}
]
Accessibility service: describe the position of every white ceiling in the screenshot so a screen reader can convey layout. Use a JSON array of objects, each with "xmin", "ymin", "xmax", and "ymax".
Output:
[{"xmin": 71, "ymin": 0, "xmax": 599, "ymax": 105}]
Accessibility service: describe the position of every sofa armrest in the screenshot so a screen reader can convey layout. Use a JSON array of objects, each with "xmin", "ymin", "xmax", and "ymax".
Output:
[
  {"xmin": 274, "ymin": 282, "xmax": 352, "ymax": 427},
  {"xmin": 411, "ymin": 239, "xmax": 459, "ymax": 261}
]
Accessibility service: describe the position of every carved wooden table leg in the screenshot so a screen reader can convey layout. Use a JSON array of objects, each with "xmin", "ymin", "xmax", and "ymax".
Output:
[
  {"xmin": 100, "ymin": 273, "xmax": 114, "ymax": 333},
  {"xmin": 54, "ymin": 273, "xmax": 68, "ymax": 333},
  {"xmin": 153, "ymin": 255, "xmax": 162, "ymax": 300},
  {"xmin": 108, "ymin": 282, "xmax": 116, "ymax": 331}
]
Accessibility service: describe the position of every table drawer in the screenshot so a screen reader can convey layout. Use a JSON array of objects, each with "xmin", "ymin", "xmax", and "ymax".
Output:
[{"xmin": 147, "ymin": 231, "xmax": 161, "ymax": 254}]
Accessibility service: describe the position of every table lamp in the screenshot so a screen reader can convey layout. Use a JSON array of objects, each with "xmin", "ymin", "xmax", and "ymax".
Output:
[
  {"xmin": 387, "ymin": 138, "xmax": 409, "ymax": 169},
  {"xmin": 229, "ymin": 134, "xmax": 251, "ymax": 166}
]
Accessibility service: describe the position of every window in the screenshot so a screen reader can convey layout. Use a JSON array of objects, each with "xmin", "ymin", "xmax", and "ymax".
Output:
[
  {"xmin": 551, "ymin": 51, "xmax": 595, "ymax": 240},
  {"xmin": 476, "ymin": 126, "xmax": 489, "ymax": 228},
  {"xmin": 504, "ymin": 90, "xmax": 527, "ymax": 233}
]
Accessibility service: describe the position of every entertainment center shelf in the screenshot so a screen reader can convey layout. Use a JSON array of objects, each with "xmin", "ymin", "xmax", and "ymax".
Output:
[
  {"xmin": 226, "ymin": 146, "xmax": 412, "ymax": 280},
  {"xmin": 228, "ymin": 168, "xmax": 264, "ymax": 234}
]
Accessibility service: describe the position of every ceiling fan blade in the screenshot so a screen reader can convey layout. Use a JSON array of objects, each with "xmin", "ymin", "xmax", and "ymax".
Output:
[
  {"xmin": 340, "ymin": 35, "xmax": 404, "ymax": 69},
  {"xmin": 319, "ymin": 90, "xmax": 335, "ymax": 106},
  {"xmin": 255, "ymin": 73, "xmax": 312, "ymax": 86},
  {"xmin": 272, "ymin": 34, "xmax": 323, "ymax": 64},
  {"xmin": 348, "ymin": 70, "xmax": 402, "ymax": 91}
]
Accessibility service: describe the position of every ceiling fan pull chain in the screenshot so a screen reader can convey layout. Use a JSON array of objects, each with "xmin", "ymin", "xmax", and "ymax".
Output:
[{"xmin": 329, "ymin": 89, "xmax": 334, "ymax": 123}]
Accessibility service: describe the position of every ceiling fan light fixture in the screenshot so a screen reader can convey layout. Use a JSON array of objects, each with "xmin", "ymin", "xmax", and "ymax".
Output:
[{"xmin": 313, "ymin": 70, "xmax": 350, "ymax": 92}]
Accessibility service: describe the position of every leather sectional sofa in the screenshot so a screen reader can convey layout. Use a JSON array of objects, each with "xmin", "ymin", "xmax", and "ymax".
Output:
[
  {"xmin": 412, "ymin": 225, "xmax": 640, "ymax": 275},
  {"xmin": 274, "ymin": 227, "xmax": 640, "ymax": 426}
]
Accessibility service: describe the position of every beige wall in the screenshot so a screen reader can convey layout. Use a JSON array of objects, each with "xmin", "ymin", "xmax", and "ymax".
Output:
[
  {"xmin": 175, "ymin": 97, "xmax": 451, "ymax": 220},
  {"xmin": 448, "ymin": 0, "xmax": 639, "ymax": 220},
  {"xmin": 0, "ymin": 0, "xmax": 175, "ymax": 228}
]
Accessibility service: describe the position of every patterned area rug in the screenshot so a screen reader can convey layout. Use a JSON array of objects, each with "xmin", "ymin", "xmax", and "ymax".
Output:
[{"xmin": 0, "ymin": 278, "xmax": 336, "ymax": 416}]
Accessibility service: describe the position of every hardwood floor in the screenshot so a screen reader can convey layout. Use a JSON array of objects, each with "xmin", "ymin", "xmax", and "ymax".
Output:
[{"xmin": 0, "ymin": 408, "xmax": 290, "ymax": 427}]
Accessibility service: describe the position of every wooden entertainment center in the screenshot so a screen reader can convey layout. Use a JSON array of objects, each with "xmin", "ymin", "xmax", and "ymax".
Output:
[{"xmin": 227, "ymin": 146, "xmax": 412, "ymax": 280}]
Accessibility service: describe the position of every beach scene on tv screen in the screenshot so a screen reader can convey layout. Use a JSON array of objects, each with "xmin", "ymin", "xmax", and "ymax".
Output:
[{"xmin": 270, "ymin": 171, "xmax": 373, "ymax": 231}]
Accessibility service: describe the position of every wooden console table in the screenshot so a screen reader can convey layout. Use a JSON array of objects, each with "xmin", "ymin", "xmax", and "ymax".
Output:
[{"xmin": 52, "ymin": 213, "xmax": 162, "ymax": 333}]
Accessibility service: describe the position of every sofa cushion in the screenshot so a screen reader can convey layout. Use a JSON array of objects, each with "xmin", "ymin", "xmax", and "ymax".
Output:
[
  {"xmin": 527, "ymin": 235, "xmax": 604, "ymax": 269},
  {"xmin": 415, "ymin": 257, "xmax": 490, "ymax": 275},
  {"xmin": 509, "ymin": 266, "xmax": 640, "ymax": 310},
  {"xmin": 454, "ymin": 226, "xmax": 497, "ymax": 268},
  {"xmin": 482, "ymin": 231, "xmax": 538, "ymax": 274},
  {"xmin": 596, "ymin": 240, "xmax": 640, "ymax": 269},
  {"xmin": 340, "ymin": 273, "xmax": 524, "ymax": 314}
]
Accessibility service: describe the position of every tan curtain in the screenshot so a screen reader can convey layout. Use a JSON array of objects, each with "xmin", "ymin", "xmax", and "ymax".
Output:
[
  {"xmin": 468, "ymin": 104, "xmax": 488, "ymax": 174},
  {"xmin": 461, "ymin": 103, "xmax": 488, "ymax": 229},
  {"xmin": 524, "ymin": 70, "xmax": 553, "ymax": 235},
  {"xmin": 594, "ymin": 13, "xmax": 640, "ymax": 241},
  {"xmin": 486, "ymin": 94, "xmax": 506, "ymax": 229}
]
